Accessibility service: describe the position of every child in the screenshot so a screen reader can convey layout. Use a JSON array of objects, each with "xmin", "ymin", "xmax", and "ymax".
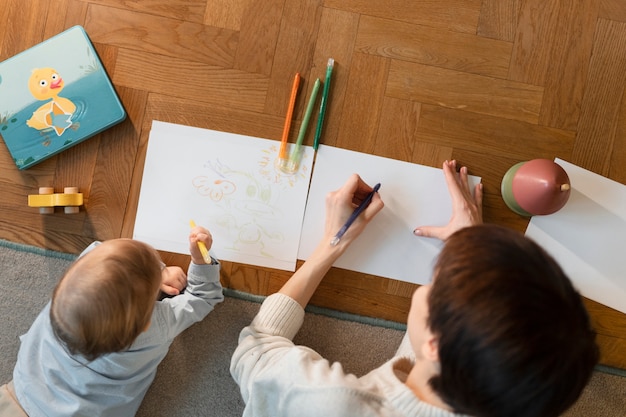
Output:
[{"xmin": 1, "ymin": 225, "xmax": 223, "ymax": 416}]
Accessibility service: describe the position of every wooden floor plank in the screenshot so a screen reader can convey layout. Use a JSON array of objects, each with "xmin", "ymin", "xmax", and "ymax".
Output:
[
  {"xmin": 223, "ymin": 263, "xmax": 271, "ymax": 295},
  {"xmin": 112, "ymin": 49, "xmax": 268, "ymax": 113},
  {"xmin": 386, "ymin": 280, "xmax": 418, "ymax": 299},
  {"xmin": 263, "ymin": 0, "xmax": 324, "ymax": 117},
  {"xmin": 85, "ymin": 124, "xmax": 141, "ymax": 240},
  {"xmin": 410, "ymin": 142, "xmax": 453, "ymax": 168},
  {"xmin": 608, "ymin": 92, "xmax": 626, "ymax": 184},
  {"xmin": 42, "ymin": 0, "xmax": 78, "ymax": 39},
  {"xmin": 571, "ymin": 19, "xmax": 626, "ymax": 175},
  {"xmin": 85, "ymin": 4, "xmax": 238, "ymax": 68},
  {"xmin": 356, "ymin": 15, "xmax": 512, "ymax": 78},
  {"xmin": 40, "ymin": 0, "xmax": 88, "ymax": 37},
  {"xmin": 122, "ymin": 127, "xmax": 151, "ymax": 240},
  {"xmin": 595, "ymin": 334, "xmax": 626, "ymax": 370},
  {"xmin": 388, "ymin": 61, "xmax": 544, "ymax": 124},
  {"xmin": 538, "ymin": 0, "xmax": 600, "ymax": 131},
  {"xmin": 584, "ymin": 299, "xmax": 626, "ymax": 341},
  {"xmin": 203, "ymin": 0, "xmax": 248, "ymax": 30},
  {"xmin": 416, "ymin": 105, "xmax": 575, "ymax": 160},
  {"xmin": 83, "ymin": 86, "xmax": 147, "ymax": 241},
  {"xmin": 335, "ymin": 53, "xmax": 389, "ymax": 152},
  {"xmin": 324, "ymin": 0, "xmax": 482, "ymax": 34},
  {"xmin": 233, "ymin": 0, "xmax": 284, "ymax": 76},
  {"xmin": 0, "ymin": 0, "xmax": 48, "ymax": 58},
  {"xmin": 477, "ymin": 0, "xmax": 521, "ymax": 42},
  {"xmin": 373, "ymin": 97, "xmax": 420, "ymax": 162},
  {"xmin": 599, "ymin": 0, "xmax": 626, "ymax": 22},
  {"xmin": 141, "ymin": 93, "xmax": 285, "ymax": 139},
  {"xmin": 86, "ymin": 0, "xmax": 208, "ymax": 23},
  {"xmin": 509, "ymin": 0, "xmax": 561, "ymax": 86},
  {"xmin": 60, "ymin": 0, "xmax": 90, "ymax": 31},
  {"xmin": 0, "ymin": 1, "xmax": 8, "ymax": 55},
  {"xmin": 0, "ymin": 165, "xmax": 56, "ymax": 225}
]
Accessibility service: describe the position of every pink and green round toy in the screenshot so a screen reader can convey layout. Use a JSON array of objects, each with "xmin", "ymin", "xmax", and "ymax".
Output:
[{"xmin": 501, "ymin": 159, "xmax": 571, "ymax": 216}]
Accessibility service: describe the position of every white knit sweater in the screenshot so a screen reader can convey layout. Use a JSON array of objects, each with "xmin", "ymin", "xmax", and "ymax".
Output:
[{"xmin": 231, "ymin": 293, "xmax": 467, "ymax": 417}]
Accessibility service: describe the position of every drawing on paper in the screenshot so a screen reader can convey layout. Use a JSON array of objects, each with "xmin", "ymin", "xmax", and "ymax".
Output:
[
  {"xmin": 192, "ymin": 176, "xmax": 236, "ymax": 201},
  {"xmin": 133, "ymin": 121, "xmax": 315, "ymax": 272},
  {"xmin": 191, "ymin": 144, "xmax": 310, "ymax": 258}
]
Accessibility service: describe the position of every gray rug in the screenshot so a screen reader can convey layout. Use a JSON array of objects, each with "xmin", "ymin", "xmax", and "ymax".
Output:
[{"xmin": 0, "ymin": 240, "xmax": 624, "ymax": 416}]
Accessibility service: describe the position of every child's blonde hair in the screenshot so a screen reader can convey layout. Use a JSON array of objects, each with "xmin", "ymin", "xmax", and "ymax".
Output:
[{"xmin": 50, "ymin": 239, "xmax": 163, "ymax": 361}]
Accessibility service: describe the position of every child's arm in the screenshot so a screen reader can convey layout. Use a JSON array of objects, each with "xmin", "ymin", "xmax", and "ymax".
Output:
[
  {"xmin": 156, "ymin": 225, "xmax": 224, "ymax": 339},
  {"xmin": 159, "ymin": 226, "xmax": 214, "ymax": 295}
]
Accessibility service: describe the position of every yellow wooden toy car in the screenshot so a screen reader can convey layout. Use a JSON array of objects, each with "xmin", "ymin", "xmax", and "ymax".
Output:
[{"xmin": 28, "ymin": 187, "xmax": 83, "ymax": 214}]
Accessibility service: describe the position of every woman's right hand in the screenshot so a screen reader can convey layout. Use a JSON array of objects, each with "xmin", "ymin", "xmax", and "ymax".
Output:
[{"xmin": 322, "ymin": 174, "xmax": 384, "ymax": 252}]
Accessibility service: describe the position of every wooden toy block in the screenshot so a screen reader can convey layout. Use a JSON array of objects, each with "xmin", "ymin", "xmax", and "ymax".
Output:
[{"xmin": 28, "ymin": 187, "xmax": 83, "ymax": 214}]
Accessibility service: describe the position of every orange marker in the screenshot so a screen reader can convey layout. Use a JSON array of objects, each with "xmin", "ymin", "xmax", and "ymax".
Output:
[{"xmin": 279, "ymin": 73, "xmax": 301, "ymax": 160}]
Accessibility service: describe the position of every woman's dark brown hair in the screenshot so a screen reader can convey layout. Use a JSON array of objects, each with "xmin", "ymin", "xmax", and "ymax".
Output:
[
  {"xmin": 428, "ymin": 224, "xmax": 598, "ymax": 417},
  {"xmin": 50, "ymin": 239, "xmax": 162, "ymax": 361}
]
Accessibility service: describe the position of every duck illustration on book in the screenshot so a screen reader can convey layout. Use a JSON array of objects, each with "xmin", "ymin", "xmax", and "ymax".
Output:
[
  {"xmin": 0, "ymin": 26, "xmax": 125, "ymax": 169},
  {"xmin": 26, "ymin": 67, "xmax": 76, "ymax": 136}
]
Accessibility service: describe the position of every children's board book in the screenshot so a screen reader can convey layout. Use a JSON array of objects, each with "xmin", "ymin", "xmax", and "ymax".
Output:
[{"xmin": 0, "ymin": 26, "xmax": 125, "ymax": 169}]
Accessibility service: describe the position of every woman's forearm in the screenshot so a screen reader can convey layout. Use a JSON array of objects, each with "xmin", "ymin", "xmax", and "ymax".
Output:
[{"xmin": 278, "ymin": 241, "xmax": 344, "ymax": 308}]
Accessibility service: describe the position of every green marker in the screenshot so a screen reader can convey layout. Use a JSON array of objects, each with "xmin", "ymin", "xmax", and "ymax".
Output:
[
  {"xmin": 288, "ymin": 78, "xmax": 321, "ymax": 170},
  {"xmin": 313, "ymin": 58, "xmax": 334, "ymax": 151}
]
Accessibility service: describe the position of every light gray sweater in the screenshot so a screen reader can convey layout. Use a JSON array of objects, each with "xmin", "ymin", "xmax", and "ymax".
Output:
[{"xmin": 13, "ymin": 243, "xmax": 223, "ymax": 417}]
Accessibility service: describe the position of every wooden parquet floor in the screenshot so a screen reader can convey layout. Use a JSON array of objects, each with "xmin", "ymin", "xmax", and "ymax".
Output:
[{"xmin": 1, "ymin": 0, "xmax": 625, "ymax": 368}]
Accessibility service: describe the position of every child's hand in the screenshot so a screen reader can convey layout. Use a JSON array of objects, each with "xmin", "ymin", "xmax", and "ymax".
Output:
[
  {"xmin": 161, "ymin": 266, "xmax": 187, "ymax": 295},
  {"xmin": 189, "ymin": 224, "xmax": 214, "ymax": 264}
]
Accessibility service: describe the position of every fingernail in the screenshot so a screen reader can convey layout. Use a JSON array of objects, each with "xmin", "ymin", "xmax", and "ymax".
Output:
[{"xmin": 413, "ymin": 228, "xmax": 421, "ymax": 236}]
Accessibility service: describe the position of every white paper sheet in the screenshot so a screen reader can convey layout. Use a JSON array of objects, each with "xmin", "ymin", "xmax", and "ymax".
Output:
[
  {"xmin": 297, "ymin": 146, "xmax": 481, "ymax": 285},
  {"xmin": 133, "ymin": 121, "xmax": 314, "ymax": 271},
  {"xmin": 525, "ymin": 159, "xmax": 626, "ymax": 314}
]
